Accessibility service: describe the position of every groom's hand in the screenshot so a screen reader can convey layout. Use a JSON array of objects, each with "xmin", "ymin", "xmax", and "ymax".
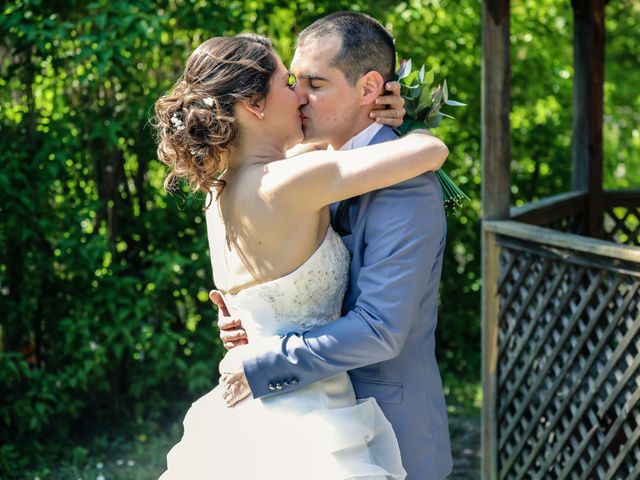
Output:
[
  {"xmin": 210, "ymin": 290, "xmax": 248, "ymax": 350},
  {"xmin": 370, "ymin": 81, "xmax": 406, "ymax": 128}
]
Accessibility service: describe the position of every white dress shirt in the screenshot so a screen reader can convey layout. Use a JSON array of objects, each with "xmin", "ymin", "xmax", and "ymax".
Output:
[{"xmin": 331, "ymin": 122, "xmax": 384, "ymax": 152}]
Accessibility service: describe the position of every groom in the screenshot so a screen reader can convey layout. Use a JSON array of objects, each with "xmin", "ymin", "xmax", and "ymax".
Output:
[{"xmin": 213, "ymin": 12, "xmax": 452, "ymax": 479}]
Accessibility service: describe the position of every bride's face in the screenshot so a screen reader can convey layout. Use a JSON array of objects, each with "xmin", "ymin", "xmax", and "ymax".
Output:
[{"xmin": 262, "ymin": 56, "xmax": 304, "ymax": 150}]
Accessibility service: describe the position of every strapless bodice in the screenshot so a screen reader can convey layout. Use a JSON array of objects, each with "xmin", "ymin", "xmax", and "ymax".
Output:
[{"xmin": 221, "ymin": 227, "xmax": 350, "ymax": 341}]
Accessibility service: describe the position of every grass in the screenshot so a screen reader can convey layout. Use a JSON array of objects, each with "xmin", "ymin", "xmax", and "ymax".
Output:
[
  {"xmin": 21, "ymin": 379, "xmax": 482, "ymax": 480},
  {"xmin": 23, "ymin": 423, "xmax": 181, "ymax": 480}
]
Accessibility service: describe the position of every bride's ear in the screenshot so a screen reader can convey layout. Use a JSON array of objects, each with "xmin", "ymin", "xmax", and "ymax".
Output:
[
  {"xmin": 359, "ymin": 71, "xmax": 385, "ymax": 106},
  {"xmin": 240, "ymin": 96, "xmax": 266, "ymax": 120}
]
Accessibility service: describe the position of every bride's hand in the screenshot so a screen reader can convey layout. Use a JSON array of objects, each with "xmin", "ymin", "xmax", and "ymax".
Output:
[
  {"xmin": 219, "ymin": 345, "xmax": 252, "ymax": 407},
  {"xmin": 221, "ymin": 371, "xmax": 251, "ymax": 407},
  {"xmin": 210, "ymin": 290, "xmax": 248, "ymax": 350},
  {"xmin": 369, "ymin": 81, "xmax": 406, "ymax": 128}
]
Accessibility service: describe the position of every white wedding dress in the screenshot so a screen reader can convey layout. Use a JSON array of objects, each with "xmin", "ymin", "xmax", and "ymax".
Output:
[{"xmin": 159, "ymin": 227, "xmax": 406, "ymax": 480}]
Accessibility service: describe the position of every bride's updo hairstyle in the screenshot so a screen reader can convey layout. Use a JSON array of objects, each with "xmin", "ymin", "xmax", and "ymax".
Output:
[{"xmin": 155, "ymin": 34, "xmax": 277, "ymax": 196}]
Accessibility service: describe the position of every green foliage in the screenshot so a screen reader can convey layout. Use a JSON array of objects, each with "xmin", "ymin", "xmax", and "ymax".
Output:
[
  {"xmin": 397, "ymin": 59, "xmax": 466, "ymax": 132},
  {"xmin": 1, "ymin": 0, "xmax": 638, "ymax": 477},
  {"xmin": 396, "ymin": 59, "xmax": 469, "ymax": 209},
  {"xmin": 0, "ymin": 1, "xmax": 229, "ymax": 475}
]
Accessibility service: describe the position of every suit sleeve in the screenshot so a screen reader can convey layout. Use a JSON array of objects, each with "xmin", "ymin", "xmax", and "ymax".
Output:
[{"xmin": 243, "ymin": 173, "xmax": 447, "ymax": 398}]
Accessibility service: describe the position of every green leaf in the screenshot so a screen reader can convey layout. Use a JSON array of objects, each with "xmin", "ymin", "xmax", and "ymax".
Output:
[
  {"xmin": 397, "ymin": 59, "xmax": 412, "ymax": 79},
  {"xmin": 431, "ymin": 85, "xmax": 444, "ymax": 106},
  {"xmin": 445, "ymin": 99, "xmax": 467, "ymax": 107},
  {"xmin": 443, "ymin": 79, "xmax": 449, "ymax": 102},
  {"xmin": 400, "ymin": 83, "xmax": 420, "ymax": 97},
  {"xmin": 96, "ymin": 14, "xmax": 107, "ymax": 30},
  {"xmin": 397, "ymin": 60, "xmax": 409, "ymax": 79},
  {"xmin": 418, "ymin": 64, "xmax": 425, "ymax": 83},
  {"xmin": 425, "ymin": 68, "xmax": 435, "ymax": 86},
  {"xmin": 397, "ymin": 118, "xmax": 424, "ymax": 136},
  {"xmin": 404, "ymin": 70, "xmax": 420, "ymax": 86},
  {"xmin": 426, "ymin": 112, "xmax": 444, "ymax": 128},
  {"xmin": 417, "ymin": 86, "xmax": 433, "ymax": 113},
  {"xmin": 30, "ymin": 416, "xmax": 39, "ymax": 430},
  {"xmin": 404, "ymin": 99, "xmax": 417, "ymax": 117}
]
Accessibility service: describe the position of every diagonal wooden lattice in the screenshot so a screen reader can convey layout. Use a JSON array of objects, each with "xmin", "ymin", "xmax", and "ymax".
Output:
[
  {"xmin": 604, "ymin": 206, "xmax": 640, "ymax": 247},
  {"xmin": 495, "ymin": 236, "xmax": 640, "ymax": 479},
  {"xmin": 546, "ymin": 213, "xmax": 585, "ymax": 236}
]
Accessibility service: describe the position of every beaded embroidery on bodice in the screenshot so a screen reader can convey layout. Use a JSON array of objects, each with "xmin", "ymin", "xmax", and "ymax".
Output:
[{"xmin": 222, "ymin": 227, "xmax": 350, "ymax": 340}]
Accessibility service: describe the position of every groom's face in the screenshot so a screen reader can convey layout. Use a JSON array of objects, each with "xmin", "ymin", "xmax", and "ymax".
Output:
[{"xmin": 291, "ymin": 35, "xmax": 362, "ymax": 148}]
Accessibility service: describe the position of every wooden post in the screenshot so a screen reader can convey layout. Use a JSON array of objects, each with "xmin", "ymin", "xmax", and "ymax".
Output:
[
  {"xmin": 482, "ymin": 0, "xmax": 511, "ymax": 222},
  {"xmin": 482, "ymin": 1, "xmax": 511, "ymax": 478},
  {"xmin": 571, "ymin": 0, "xmax": 605, "ymax": 237}
]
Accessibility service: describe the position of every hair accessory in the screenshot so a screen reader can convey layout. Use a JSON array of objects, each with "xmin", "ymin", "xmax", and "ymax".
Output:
[
  {"xmin": 170, "ymin": 114, "xmax": 185, "ymax": 131},
  {"xmin": 204, "ymin": 97, "xmax": 214, "ymax": 107}
]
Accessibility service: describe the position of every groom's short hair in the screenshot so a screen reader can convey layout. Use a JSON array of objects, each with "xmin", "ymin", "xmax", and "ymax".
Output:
[{"xmin": 297, "ymin": 12, "xmax": 396, "ymax": 85}]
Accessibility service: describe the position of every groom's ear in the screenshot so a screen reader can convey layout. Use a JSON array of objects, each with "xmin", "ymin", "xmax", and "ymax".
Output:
[
  {"xmin": 359, "ymin": 71, "xmax": 385, "ymax": 105},
  {"xmin": 240, "ymin": 96, "xmax": 266, "ymax": 120}
]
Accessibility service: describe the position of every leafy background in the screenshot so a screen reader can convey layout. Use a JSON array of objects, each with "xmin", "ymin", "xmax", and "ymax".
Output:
[{"xmin": 1, "ymin": 0, "xmax": 638, "ymax": 477}]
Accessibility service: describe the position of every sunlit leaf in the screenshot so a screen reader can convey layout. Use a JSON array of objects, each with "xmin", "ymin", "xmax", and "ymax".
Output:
[{"xmin": 445, "ymin": 99, "xmax": 467, "ymax": 107}]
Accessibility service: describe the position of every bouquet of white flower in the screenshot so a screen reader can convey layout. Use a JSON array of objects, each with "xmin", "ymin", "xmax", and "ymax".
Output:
[{"xmin": 396, "ymin": 59, "xmax": 469, "ymax": 211}]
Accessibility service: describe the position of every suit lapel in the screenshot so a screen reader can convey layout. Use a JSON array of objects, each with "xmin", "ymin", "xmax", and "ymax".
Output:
[
  {"xmin": 333, "ymin": 199, "xmax": 352, "ymax": 236},
  {"xmin": 369, "ymin": 125, "xmax": 399, "ymax": 145}
]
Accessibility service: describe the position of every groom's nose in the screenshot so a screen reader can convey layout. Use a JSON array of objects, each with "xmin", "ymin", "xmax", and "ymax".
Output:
[{"xmin": 294, "ymin": 84, "xmax": 308, "ymax": 106}]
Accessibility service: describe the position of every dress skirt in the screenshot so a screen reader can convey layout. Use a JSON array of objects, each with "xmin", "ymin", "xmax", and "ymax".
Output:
[{"xmin": 158, "ymin": 372, "xmax": 406, "ymax": 480}]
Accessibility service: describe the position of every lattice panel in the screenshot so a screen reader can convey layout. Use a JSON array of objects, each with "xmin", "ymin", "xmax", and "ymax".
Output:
[
  {"xmin": 546, "ymin": 213, "xmax": 585, "ymax": 235},
  {"xmin": 604, "ymin": 206, "xmax": 640, "ymax": 247},
  {"xmin": 495, "ymin": 238, "xmax": 640, "ymax": 479}
]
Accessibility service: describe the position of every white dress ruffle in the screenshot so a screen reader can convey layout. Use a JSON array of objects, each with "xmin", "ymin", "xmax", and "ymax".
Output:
[{"xmin": 159, "ymin": 228, "xmax": 406, "ymax": 479}]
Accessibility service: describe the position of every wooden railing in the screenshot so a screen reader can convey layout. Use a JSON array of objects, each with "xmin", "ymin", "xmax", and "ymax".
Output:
[
  {"xmin": 509, "ymin": 190, "xmax": 640, "ymax": 243},
  {"xmin": 482, "ymin": 192, "xmax": 640, "ymax": 479},
  {"xmin": 511, "ymin": 190, "xmax": 587, "ymax": 235}
]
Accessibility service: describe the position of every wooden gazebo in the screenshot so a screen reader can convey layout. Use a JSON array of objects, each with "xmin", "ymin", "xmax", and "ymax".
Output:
[{"xmin": 481, "ymin": 1, "xmax": 640, "ymax": 478}]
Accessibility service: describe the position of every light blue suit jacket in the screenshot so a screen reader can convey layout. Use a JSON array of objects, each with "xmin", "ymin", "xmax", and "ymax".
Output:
[{"xmin": 244, "ymin": 126, "xmax": 453, "ymax": 479}]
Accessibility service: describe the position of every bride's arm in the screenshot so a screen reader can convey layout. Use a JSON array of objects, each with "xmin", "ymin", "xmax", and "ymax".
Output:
[{"xmin": 260, "ymin": 130, "xmax": 448, "ymax": 210}]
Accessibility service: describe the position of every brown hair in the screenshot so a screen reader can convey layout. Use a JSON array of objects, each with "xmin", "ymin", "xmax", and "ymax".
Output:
[
  {"xmin": 154, "ymin": 34, "xmax": 277, "ymax": 197},
  {"xmin": 297, "ymin": 12, "xmax": 396, "ymax": 85}
]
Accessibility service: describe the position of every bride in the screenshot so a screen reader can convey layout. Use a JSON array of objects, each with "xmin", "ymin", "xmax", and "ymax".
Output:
[{"xmin": 155, "ymin": 33, "xmax": 448, "ymax": 479}]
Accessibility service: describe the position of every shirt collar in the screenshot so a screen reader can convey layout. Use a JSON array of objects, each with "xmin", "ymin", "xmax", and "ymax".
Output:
[{"xmin": 334, "ymin": 122, "xmax": 384, "ymax": 151}]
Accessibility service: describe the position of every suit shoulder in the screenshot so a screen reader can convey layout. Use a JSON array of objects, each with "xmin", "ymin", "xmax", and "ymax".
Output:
[
  {"xmin": 360, "ymin": 172, "xmax": 445, "ymax": 225},
  {"xmin": 366, "ymin": 171, "xmax": 443, "ymax": 198}
]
